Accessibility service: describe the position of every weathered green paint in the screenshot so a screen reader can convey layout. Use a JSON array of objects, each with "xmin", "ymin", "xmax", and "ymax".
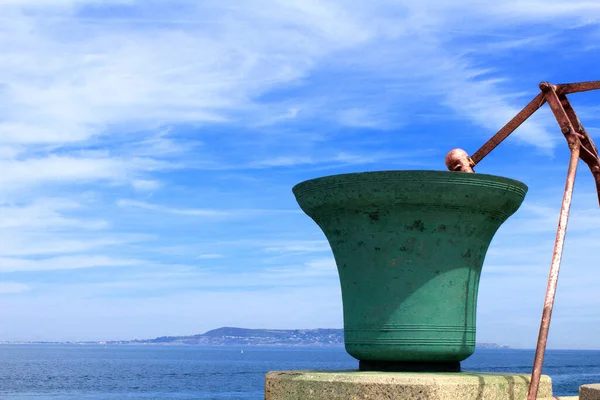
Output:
[{"xmin": 293, "ymin": 171, "xmax": 527, "ymax": 367}]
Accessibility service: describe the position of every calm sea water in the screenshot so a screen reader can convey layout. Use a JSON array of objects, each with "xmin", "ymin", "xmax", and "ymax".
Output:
[{"xmin": 0, "ymin": 345, "xmax": 599, "ymax": 399}]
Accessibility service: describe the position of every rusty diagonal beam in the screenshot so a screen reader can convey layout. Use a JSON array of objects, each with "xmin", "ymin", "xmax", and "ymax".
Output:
[
  {"xmin": 469, "ymin": 92, "xmax": 547, "ymax": 165},
  {"xmin": 457, "ymin": 80, "xmax": 600, "ymax": 205},
  {"xmin": 444, "ymin": 80, "xmax": 600, "ymax": 400}
]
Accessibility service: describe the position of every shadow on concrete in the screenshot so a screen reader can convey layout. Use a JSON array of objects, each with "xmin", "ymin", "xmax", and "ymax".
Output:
[{"xmin": 461, "ymin": 373, "xmax": 533, "ymax": 400}]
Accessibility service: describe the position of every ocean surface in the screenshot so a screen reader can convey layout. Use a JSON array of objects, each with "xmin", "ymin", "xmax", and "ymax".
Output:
[{"xmin": 0, "ymin": 345, "xmax": 599, "ymax": 399}]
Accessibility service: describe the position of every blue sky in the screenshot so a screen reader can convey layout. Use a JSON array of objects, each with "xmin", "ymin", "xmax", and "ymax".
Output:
[{"xmin": 0, "ymin": 0, "xmax": 599, "ymax": 349}]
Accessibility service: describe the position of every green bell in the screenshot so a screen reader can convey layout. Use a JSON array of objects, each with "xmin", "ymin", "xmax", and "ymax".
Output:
[{"xmin": 293, "ymin": 170, "xmax": 527, "ymax": 372}]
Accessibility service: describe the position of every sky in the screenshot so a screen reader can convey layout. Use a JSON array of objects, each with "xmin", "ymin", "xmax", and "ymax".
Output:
[{"xmin": 0, "ymin": 0, "xmax": 599, "ymax": 350}]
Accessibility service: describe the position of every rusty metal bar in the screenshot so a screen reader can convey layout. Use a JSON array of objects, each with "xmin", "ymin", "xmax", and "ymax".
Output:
[
  {"xmin": 470, "ymin": 92, "xmax": 546, "ymax": 166},
  {"xmin": 541, "ymin": 83, "xmax": 580, "ymax": 147},
  {"xmin": 528, "ymin": 82, "xmax": 587, "ymax": 399},
  {"xmin": 560, "ymin": 96, "xmax": 597, "ymax": 154},
  {"xmin": 542, "ymin": 82, "xmax": 600, "ymax": 205},
  {"xmin": 556, "ymin": 80, "xmax": 600, "ymax": 95},
  {"xmin": 527, "ymin": 141, "xmax": 580, "ymax": 400},
  {"xmin": 559, "ymin": 95, "xmax": 600, "ymax": 205}
]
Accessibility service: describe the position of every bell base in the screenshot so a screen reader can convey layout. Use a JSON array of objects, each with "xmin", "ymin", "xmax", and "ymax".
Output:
[{"xmin": 359, "ymin": 360, "xmax": 460, "ymax": 372}]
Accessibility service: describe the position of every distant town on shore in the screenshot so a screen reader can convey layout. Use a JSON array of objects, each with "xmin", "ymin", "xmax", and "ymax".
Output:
[{"xmin": 3, "ymin": 327, "xmax": 510, "ymax": 349}]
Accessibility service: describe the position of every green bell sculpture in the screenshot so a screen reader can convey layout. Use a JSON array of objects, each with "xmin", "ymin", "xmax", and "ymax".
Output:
[{"xmin": 293, "ymin": 170, "xmax": 527, "ymax": 372}]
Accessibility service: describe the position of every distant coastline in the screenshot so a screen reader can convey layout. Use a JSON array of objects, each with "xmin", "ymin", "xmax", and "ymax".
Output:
[{"xmin": 1, "ymin": 327, "xmax": 510, "ymax": 349}]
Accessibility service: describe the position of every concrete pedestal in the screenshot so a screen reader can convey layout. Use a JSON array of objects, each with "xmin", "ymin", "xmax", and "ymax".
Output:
[
  {"xmin": 265, "ymin": 370, "xmax": 558, "ymax": 400},
  {"xmin": 580, "ymin": 384, "xmax": 600, "ymax": 400}
]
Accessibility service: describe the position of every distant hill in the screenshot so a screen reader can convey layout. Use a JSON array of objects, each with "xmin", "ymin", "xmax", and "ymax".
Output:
[
  {"xmin": 94, "ymin": 327, "xmax": 508, "ymax": 348},
  {"xmin": 124, "ymin": 327, "xmax": 344, "ymax": 346}
]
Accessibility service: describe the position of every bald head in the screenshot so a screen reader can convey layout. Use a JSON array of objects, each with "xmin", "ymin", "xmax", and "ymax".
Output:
[{"xmin": 445, "ymin": 149, "xmax": 475, "ymax": 173}]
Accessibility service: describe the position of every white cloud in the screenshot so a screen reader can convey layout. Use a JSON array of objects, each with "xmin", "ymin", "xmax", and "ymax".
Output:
[
  {"xmin": 0, "ymin": 197, "xmax": 146, "ymax": 264},
  {"xmin": 488, "ymin": 1, "xmax": 600, "ymax": 20},
  {"xmin": 0, "ymin": 155, "xmax": 172, "ymax": 193},
  {"xmin": 116, "ymin": 199, "xmax": 300, "ymax": 217},
  {"xmin": 0, "ymin": 146, "xmax": 21, "ymax": 159},
  {"xmin": 1, "ymin": 0, "xmax": 587, "ymax": 160},
  {"xmin": 196, "ymin": 254, "xmax": 226, "ymax": 260},
  {"xmin": 0, "ymin": 282, "xmax": 32, "ymax": 294},
  {"xmin": 511, "ymin": 200, "xmax": 600, "ymax": 234},
  {"xmin": 248, "ymin": 151, "xmax": 430, "ymax": 169},
  {"xmin": 0, "ymin": 255, "xmax": 141, "ymax": 272},
  {"xmin": 0, "ymin": 234, "xmax": 146, "ymax": 257},
  {"xmin": 250, "ymin": 156, "xmax": 314, "ymax": 168},
  {"xmin": 131, "ymin": 179, "xmax": 161, "ymax": 192},
  {"xmin": 259, "ymin": 257, "xmax": 337, "ymax": 280},
  {"xmin": 337, "ymin": 108, "xmax": 390, "ymax": 128},
  {"xmin": 17, "ymin": 256, "xmax": 338, "ymax": 294},
  {"xmin": 2, "ymin": 0, "xmax": 593, "ymax": 208},
  {"xmin": 0, "ymin": 199, "xmax": 107, "ymax": 230},
  {"xmin": 262, "ymin": 240, "xmax": 330, "ymax": 255},
  {"xmin": 0, "ymin": 122, "xmax": 92, "ymax": 145},
  {"xmin": 116, "ymin": 199, "xmax": 231, "ymax": 217}
]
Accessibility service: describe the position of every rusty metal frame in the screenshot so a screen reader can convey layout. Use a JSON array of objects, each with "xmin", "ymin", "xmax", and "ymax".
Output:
[
  {"xmin": 444, "ymin": 80, "xmax": 600, "ymax": 400},
  {"xmin": 527, "ymin": 83, "xmax": 585, "ymax": 400},
  {"xmin": 463, "ymin": 81, "xmax": 600, "ymax": 201}
]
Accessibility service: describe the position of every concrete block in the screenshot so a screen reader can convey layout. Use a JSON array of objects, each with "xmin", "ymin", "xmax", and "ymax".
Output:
[
  {"xmin": 265, "ymin": 370, "xmax": 554, "ymax": 400},
  {"xmin": 580, "ymin": 384, "xmax": 600, "ymax": 400}
]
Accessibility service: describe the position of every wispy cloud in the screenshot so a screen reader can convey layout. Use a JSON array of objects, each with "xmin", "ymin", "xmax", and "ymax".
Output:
[
  {"xmin": 0, "ymin": 155, "xmax": 173, "ymax": 194},
  {"xmin": 196, "ymin": 254, "xmax": 226, "ymax": 260},
  {"xmin": 131, "ymin": 179, "xmax": 162, "ymax": 192},
  {"xmin": 248, "ymin": 152, "xmax": 396, "ymax": 168},
  {"xmin": 513, "ymin": 203, "xmax": 600, "ymax": 234},
  {"xmin": 0, "ymin": 0, "xmax": 582, "ymax": 165},
  {"xmin": 261, "ymin": 240, "xmax": 330, "ymax": 255},
  {"xmin": 0, "ymin": 282, "xmax": 32, "ymax": 295},
  {"xmin": 25, "ymin": 256, "xmax": 338, "ymax": 294},
  {"xmin": 0, "ymin": 255, "xmax": 142, "ymax": 273},
  {"xmin": 116, "ymin": 199, "xmax": 300, "ymax": 217},
  {"xmin": 263, "ymin": 257, "xmax": 337, "ymax": 280},
  {"xmin": 0, "ymin": 234, "xmax": 147, "ymax": 257},
  {"xmin": 0, "ymin": 199, "xmax": 107, "ymax": 230}
]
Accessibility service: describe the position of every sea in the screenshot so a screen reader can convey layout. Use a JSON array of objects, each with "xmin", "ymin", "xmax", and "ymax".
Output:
[{"xmin": 0, "ymin": 345, "xmax": 599, "ymax": 399}]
